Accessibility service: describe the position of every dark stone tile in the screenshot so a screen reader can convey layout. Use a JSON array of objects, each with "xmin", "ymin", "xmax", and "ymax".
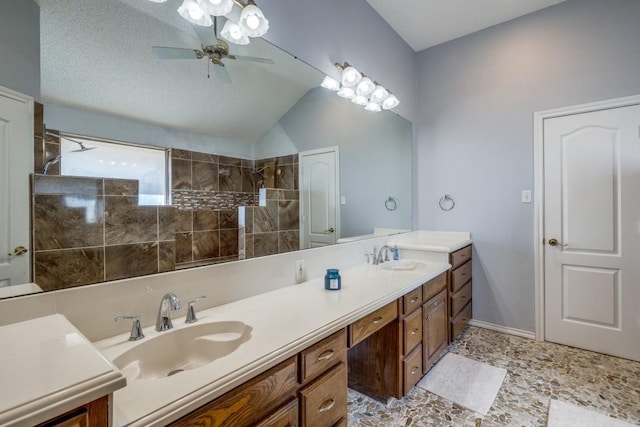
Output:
[
  {"xmin": 159, "ymin": 241, "xmax": 176, "ymax": 273},
  {"xmin": 33, "ymin": 175, "xmax": 102, "ymax": 195},
  {"xmin": 192, "ymin": 151, "xmax": 218, "ymax": 163},
  {"xmin": 279, "ymin": 230, "xmax": 299, "ymax": 253},
  {"xmin": 104, "ymin": 179, "xmax": 139, "ymax": 196},
  {"xmin": 194, "ymin": 210, "xmax": 219, "ymax": 231},
  {"xmin": 34, "ymin": 136, "xmax": 44, "ymax": 174},
  {"xmin": 171, "ymin": 158, "xmax": 192, "ymax": 190},
  {"xmin": 105, "ymin": 243, "xmax": 158, "ymax": 281},
  {"xmin": 175, "ymin": 210, "xmax": 193, "ymax": 232},
  {"xmin": 283, "ymin": 190, "xmax": 299, "ymax": 200},
  {"xmin": 278, "ymin": 200, "xmax": 300, "ymax": 231},
  {"xmin": 105, "ymin": 196, "xmax": 158, "ymax": 245},
  {"xmin": 276, "ymin": 154, "xmax": 295, "ymax": 165},
  {"xmin": 218, "ymin": 155, "xmax": 242, "ymax": 166},
  {"xmin": 175, "ymin": 232, "xmax": 193, "ymax": 264},
  {"xmin": 33, "ymin": 194, "xmax": 104, "ymax": 250},
  {"xmin": 264, "ymin": 189, "xmax": 280, "ymax": 201},
  {"xmin": 45, "ymin": 130, "xmax": 60, "ymax": 144},
  {"xmin": 242, "ymin": 167, "xmax": 254, "ymax": 193},
  {"xmin": 220, "ymin": 209, "xmax": 238, "ymax": 229},
  {"xmin": 243, "ymin": 207, "xmax": 254, "ymax": 234},
  {"xmin": 158, "ymin": 206, "xmax": 176, "ymax": 241},
  {"xmin": 172, "ymin": 149, "xmax": 191, "ymax": 160},
  {"xmin": 276, "ymin": 164, "xmax": 296, "ymax": 190},
  {"xmin": 220, "ymin": 229, "xmax": 239, "ymax": 257},
  {"xmin": 255, "ymin": 158, "xmax": 274, "ymax": 169},
  {"xmin": 34, "ymin": 248, "xmax": 104, "ymax": 291},
  {"xmin": 262, "ymin": 162, "xmax": 276, "ymax": 188},
  {"xmin": 245, "ymin": 234, "xmax": 254, "ymax": 258},
  {"xmin": 34, "ymin": 102, "xmax": 44, "ymax": 137},
  {"xmin": 253, "ymin": 201, "xmax": 278, "ymax": 233},
  {"xmin": 219, "ymin": 165, "xmax": 242, "ymax": 192},
  {"xmin": 253, "ymin": 232, "xmax": 278, "ymax": 257},
  {"xmin": 241, "ymin": 158, "xmax": 254, "ymax": 168},
  {"xmin": 193, "ymin": 231, "xmax": 220, "ymax": 260},
  {"xmin": 192, "ymin": 161, "xmax": 218, "ymax": 191}
]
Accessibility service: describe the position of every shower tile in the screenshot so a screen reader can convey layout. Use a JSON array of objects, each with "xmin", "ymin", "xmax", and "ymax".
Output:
[
  {"xmin": 245, "ymin": 234, "xmax": 254, "ymax": 258},
  {"xmin": 33, "ymin": 175, "xmax": 103, "ymax": 195},
  {"xmin": 218, "ymin": 155, "xmax": 242, "ymax": 166},
  {"xmin": 34, "ymin": 247, "xmax": 104, "ymax": 291},
  {"xmin": 158, "ymin": 206, "xmax": 176, "ymax": 241},
  {"xmin": 104, "ymin": 178, "xmax": 139, "ymax": 196},
  {"xmin": 241, "ymin": 167, "xmax": 254, "ymax": 193},
  {"xmin": 244, "ymin": 207, "xmax": 254, "ymax": 234},
  {"xmin": 192, "ymin": 231, "xmax": 220, "ymax": 260},
  {"xmin": 158, "ymin": 241, "xmax": 176, "ymax": 273},
  {"xmin": 172, "ymin": 149, "xmax": 191, "ymax": 160},
  {"xmin": 171, "ymin": 158, "xmax": 192, "ymax": 190},
  {"xmin": 34, "ymin": 102, "xmax": 44, "ymax": 137},
  {"xmin": 175, "ymin": 232, "xmax": 193, "ymax": 264},
  {"xmin": 276, "ymin": 164, "xmax": 296, "ymax": 190},
  {"xmin": 33, "ymin": 194, "xmax": 104, "ymax": 250},
  {"xmin": 219, "ymin": 165, "xmax": 242, "ymax": 192},
  {"xmin": 175, "ymin": 210, "xmax": 193, "ymax": 232},
  {"xmin": 253, "ymin": 232, "xmax": 278, "ymax": 257},
  {"xmin": 220, "ymin": 229, "xmax": 239, "ymax": 257},
  {"xmin": 105, "ymin": 243, "xmax": 159, "ymax": 281},
  {"xmin": 194, "ymin": 210, "xmax": 219, "ymax": 231},
  {"xmin": 105, "ymin": 196, "xmax": 158, "ymax": 245},
  {"xmin": 192, "ymin": 161, "xmax": 218, "ymax": 191},
  {"xmin": 283, "ymin": 190, "xmax": 299, "ymax": 201},
  {"xmin": 253, "ymin": 201, "xmax": 278, "ymax": 233},
  {"xmin": 278, "ymin": 200, "xmax": 300, "ymax": 231},
  {"xmin": 220, "ymin": 209, "xmax": 239, "ymax": 229},
  {"xmin": 34, "ymin": 136, "xmax": 44, "ymax": 174},
  {"xmin": 192, "ymin": 152, "xmax": 218, "ymax": 163},
  {"xmin": 278, "ymin": 230, "xmax": 299, "ymax": 253},
  {"xmin": 241, "ymin": 158, "xmax": 255, "ymax": 168}
]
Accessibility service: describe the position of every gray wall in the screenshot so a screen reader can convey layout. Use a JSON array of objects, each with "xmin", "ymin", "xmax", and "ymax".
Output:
[
  {"xmin": 415, "ymin": 0, "xmax": 640, "ymax": 332},
  {"xmin": 259, "ymin": 87, "xmax": 413, "ymax": 238},
  {"xmin": 0, "ymin": 1, "xmax": 40, "ymax": 99}
]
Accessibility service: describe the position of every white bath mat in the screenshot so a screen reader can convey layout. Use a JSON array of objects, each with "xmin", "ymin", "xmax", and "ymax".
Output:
[
  {"xmin": 416, "ymin": 352, "xmax": 506, "ymax": 416},
  {"xmin": 547, "ymin": 400, "xmax": 638, "ymax": 427}
]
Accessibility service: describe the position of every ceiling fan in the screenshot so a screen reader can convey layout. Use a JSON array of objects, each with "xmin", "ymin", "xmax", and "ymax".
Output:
[{"xmin": 151, "ymin": 17, "xmax": 274, "ymax": 82}]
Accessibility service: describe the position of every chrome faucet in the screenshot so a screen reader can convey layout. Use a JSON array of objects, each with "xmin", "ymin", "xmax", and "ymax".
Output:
[
  {"xmin": 156, "ymin": 293, "xmax": 182, "ymax": 331},
  {"xmin": 375, "ymin": 245, "xmax": 393, "ymax": 265}
]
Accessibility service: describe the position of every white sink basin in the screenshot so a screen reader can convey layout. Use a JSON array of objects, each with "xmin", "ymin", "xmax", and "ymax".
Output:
[
  {"xmin": 113, "ymin": 321, "xmax": 252, "ymax": 380},
  {"xmin": 379, "ymin": 260, "xmax": 424, "ymax": 271}
]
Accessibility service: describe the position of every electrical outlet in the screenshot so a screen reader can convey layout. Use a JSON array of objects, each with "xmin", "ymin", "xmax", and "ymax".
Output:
[
  {"xmin": 521, "ymin": 190, "xmax": 532, "ymax": 203},
  {"xmin": 295, "ymin": 260, "xmax": 306, "ymax": 283}
]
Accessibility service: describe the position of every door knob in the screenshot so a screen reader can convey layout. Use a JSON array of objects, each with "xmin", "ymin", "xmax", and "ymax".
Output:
[
  {"xmin": 548, "ymin": 239, "xmax": 567, "ymax": 247},
  {"xmin": 8, "ymin": 246, "xmax": 28, "ymax": 257},
  {"xmin": 325, "ymin": 227, "xmax": 335, "ymax": 233}
]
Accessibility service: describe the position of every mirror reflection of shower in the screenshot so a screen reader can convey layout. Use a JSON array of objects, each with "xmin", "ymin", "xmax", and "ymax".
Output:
[{"xmin": 42, "ymin": 133, "xmax": 98, "ymax": 175}]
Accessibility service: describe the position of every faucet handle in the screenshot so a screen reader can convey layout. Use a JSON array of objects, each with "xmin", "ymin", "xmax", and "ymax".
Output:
[
  {"xmin": 115, "ymin": 315, "xmax": 145, "ymax": 341},
  {"xmin": 186, "ymin": 296, "xmax": 207, "ymax": 324}
]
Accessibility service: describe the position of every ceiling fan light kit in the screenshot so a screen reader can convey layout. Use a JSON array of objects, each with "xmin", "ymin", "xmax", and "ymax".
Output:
[
  {"xmin": 220, "ymin": 19, "xmax": 250, "ymax": 45},
  {"xmin": 200, "ymin": 0, "xmax": 234, "ymax": 16},
  {"xmin": 239, "ymin": 1, "xmax": 270, "ymax": 37},
  {"xmin": 323, "ymin": 62, "xmax": 400, "ymax": 112},
  {"xmin": 178, "ymin": 0, "xmax": 213, "ymax": 26}
]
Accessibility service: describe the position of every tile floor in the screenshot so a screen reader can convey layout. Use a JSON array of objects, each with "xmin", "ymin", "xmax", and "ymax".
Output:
[{"xmin": 347, "ymin": 326, "xmax": 640, "ymax": 426}]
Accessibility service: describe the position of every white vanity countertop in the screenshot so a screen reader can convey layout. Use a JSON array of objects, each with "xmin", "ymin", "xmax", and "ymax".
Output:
[
  {"xmin": 0, "ymin": 314, "xmax": 126, "ymax": 426},
  {"xmin": 95, "ymin": 261, "xmax": 451, "ymax": 426},
  {"xmin": 389, "ymin": 230, "xmax": 472, "ymax": 252}
]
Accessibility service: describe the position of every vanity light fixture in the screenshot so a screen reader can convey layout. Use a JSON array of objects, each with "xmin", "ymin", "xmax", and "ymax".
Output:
[
  {"xmin": 238, "ymin": 0, "xmax": 269, "ymax": 37},
  {"xmin": 201, "ymin": 0, "xmax": 234, "ymax": 16},
  {"xmin": 178, "ymin": 0, "xmax": 213, "ymax": 26},
  {"xmin": 321, "ymin": 62, "xmax": 400, "ymax": 112},
  {"xmin": 220, "ymin": 19, "xmax": 250, "ymax": 44}
]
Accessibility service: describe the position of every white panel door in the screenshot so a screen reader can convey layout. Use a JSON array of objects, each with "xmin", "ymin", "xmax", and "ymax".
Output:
[
  {"xmin": 544, "ymin": 104, "xmax": 640, "ymax": 361},
  {"xmin": 300, "ymin": 148, "xmax": 339, "ymax": 248},
  {"xmin": 0, "ymin": 87, "xmax": 33, "ymax": 287}
]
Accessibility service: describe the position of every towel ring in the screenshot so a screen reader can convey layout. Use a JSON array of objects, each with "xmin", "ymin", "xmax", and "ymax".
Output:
[
  {"xmin": 385, "ymin": 196, "xmax": 398, "ymax": 211},
  {"xmin": 439, "ymin": 194, "xmax": 455, "ymax": 211}
]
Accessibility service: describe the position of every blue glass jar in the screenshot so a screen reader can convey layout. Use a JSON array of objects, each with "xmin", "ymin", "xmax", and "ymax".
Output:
[{"xmin": 324, "ymin": 269, "xmax": 341, "ymax": 291}]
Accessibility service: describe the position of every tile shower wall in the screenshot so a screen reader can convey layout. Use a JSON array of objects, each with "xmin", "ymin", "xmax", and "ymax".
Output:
[
  {"xmin": 33, "ymin": 104, "xmax": 61, "ymax": 177},
  {"xmin": 32, "ymin": 175, "xmax": 176, "ymax": 291}
]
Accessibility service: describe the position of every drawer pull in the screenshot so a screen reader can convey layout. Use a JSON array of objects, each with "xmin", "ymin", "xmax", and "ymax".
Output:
[
  {"xmin": 410, "ymin": 328, "xmax": 419, "ymax": 336},
  {"xmin": 461, "ymin": 273, "xmax": 469, "ymax": 276},
  {"xmin": 318, "ymin": 398, "xmax": 336, "ymax": 413},
  {"xmin": 410, "ymin": 296, "xmax": 419, "ymax": 303},
  {"xmin": 317, "ymin": 350, "xmax": 334, "ymax": 361},
  {"xmin": 372, "ymin": 316, "xmax": 383, "ymax": 324},
  {"xmin": 411, "ymin": 367, "xmax": 420, "ymax": 375},
  {"xmin": 460, "ymin": 295, "xmax": 468, "ymax": 299}
]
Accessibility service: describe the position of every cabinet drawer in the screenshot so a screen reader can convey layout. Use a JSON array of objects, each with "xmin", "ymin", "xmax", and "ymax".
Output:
[
  {"xmin": 403, "ymin": 343, "xmax": 423, "ymax": 395},
  {"xmin": 403, "ymin": 307, "xmax": 422, "ymax": 355},
  {"xmin": 299, "ymin": 363, "xmax": 347, "ymax": 427},
  {"xmin": 450, "ymin": 260, "xmax": 472, "ymax": 293},
  {"xmin": 451, "ymin": 281, "xmax": 472, "ymax": 317},
  {"xmin": 402, "ymin": 287, "xmax": 422, "ymax": 315},
  {"xmin": 255, "ymin": 399, "xmax": 298, "ymax": 427},
  {"xmin": 349, "ymin": 301, "xmax": 398, "ymax": 347},
  {"xmin": 423, "ymin": 273, "xmax": 447, "ymax": 302},
  {"xmin": 300, "ymin": 329, "xmax": 346, "ymax": 384},
  {"xmin": 450, "ymin": 245, "xmax": 472, "ymax": 269},
  {"xmin": 451, "ymin": 301, "xmax": 472, "ymax": 341}
]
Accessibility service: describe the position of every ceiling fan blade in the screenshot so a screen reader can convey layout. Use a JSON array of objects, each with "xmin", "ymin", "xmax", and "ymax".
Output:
[
  {"xmin": 152, "ymin": 46, "xmax": 200, "ymax": 60},
  {"xmin": 193, "ymin": 24, "xmax": 217, "ymax": 47},
  {"xmin": 229, "ymin": 55, "xmax": 274, "ymax": 64},
  {"xmin": 214, "ymin": 63, "xmax": 232, "ymax": 84}
]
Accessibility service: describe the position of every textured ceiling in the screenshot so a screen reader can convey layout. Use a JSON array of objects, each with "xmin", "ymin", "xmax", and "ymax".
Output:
[
  {"xmin": 366, "ymin": 0, "xmax": 567, "ymax": 52},
  {"xmin": 40, "ymin": 0, "xmax": 323, "ymax": 144}
]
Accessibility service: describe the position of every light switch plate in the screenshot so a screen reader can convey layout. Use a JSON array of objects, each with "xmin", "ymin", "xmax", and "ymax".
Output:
[
  {"xmin": 295, "ymin": 260, "xmax": 305, "ymax": 283},
  {"xmin": 521, "ymin": 190, "xmax": 532, "ymax": 203}
]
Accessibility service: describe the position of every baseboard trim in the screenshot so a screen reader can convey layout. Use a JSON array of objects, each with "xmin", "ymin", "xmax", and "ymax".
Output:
[{"xmin": 468, "ymin": 319, "xmax": 536, "ymax": 340}]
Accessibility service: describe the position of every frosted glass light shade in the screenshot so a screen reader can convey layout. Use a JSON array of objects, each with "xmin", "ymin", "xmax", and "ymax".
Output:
[
  {"xmin": 365, "ymin": 102, "xmax": 382, "ymax": 112},
  {"xmin": 355, "ymin": 77, "xmax": 375, "ymax": 96},
  {"xmin": 382, "ymin": 94, "xmax": 400, "ymax": 110},
  {"xmin": 321, "ymin": 76, "xmax": 341, "ymax": 91},
  {"xmin": 370, "ymin": 85, "xmax": 389, "ymax": 103},
  {"xmin": 337, "ymin": 87, "xmax": 355, "ymax": 99},
  {"xmin": 239, "ymin": 3, "xmax": 269, "ymax": 37},
  {"xmin": 200, "ymin": 0, "xmax": 233, "ymax": 16},
  {"xmin": 341, "ymin": 66, "xmax": 362, "ymax": 87},
  {"xmin": 220, "ymin": 20, "xmax": 250, "ymax": 45},
  {"xmin": 351, "ymin": 95, "xmax": 368, "ymax": 106},
  {"xmin": 178, "ymin": 0, "xmax": 213, "ymax": 26},
  {"xmin": 147, "ymin": 0, "xmax": 168, "ymax": 3}
]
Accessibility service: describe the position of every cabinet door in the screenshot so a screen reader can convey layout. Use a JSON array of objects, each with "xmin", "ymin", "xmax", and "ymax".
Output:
[
  {"xmin": 299, "ymin": 363, "xmax": 347, "ymax": 427},
  {"xmin": 255, "ymin": 399, "xmax": 298, "ymax": 427},
  {"xmin": 423, "ymin": 289, "xmax": 447, "ymax": 373}
]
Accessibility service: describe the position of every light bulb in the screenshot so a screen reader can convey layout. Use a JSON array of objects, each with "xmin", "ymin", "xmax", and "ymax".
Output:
[
  {"xmin": 321, "ymin": 76, "xmax": 340, "ymax": 91},
  {"xmin": 337, "ymin": 87, "xmax": 355, "ymax": 99},
  {"xmin": 178, "ymin": 0, "xmax": 213, "ymax": 26},
  {"xmin": 221, "ymin": 19, "xmax": 250, "ymax": 45},
  {"xmin": 239, "ymin": 3, "xmax": 269, "ymax": 37},
  {"xmin": 200, "ymin": 0, "xmax": 233, "ymax": 16},
  {"xmin": 188, "ymin": 3, "xmax": 204, "ymax": 19},
  {"xmin": 246, "ymin": 15, "xmax": 260, "ymax": 29},
  {"xmin": 356, "ymin": 77, "xmax": 375, "ymax": 96},
  {"xmin": 365, "ymin": 102, "xmax": 382, "ymax": 112},
  {"xmin": 382, "ymin": 94, "xmax": 400, "ymax": 110},
  {"xmin": 341, "ymin": 66, "xmax": 362, "ymax": 87},
  {"xmin": 370, "ymin": 85, "xmax": 389, "ymax": 103},
  {"xmin": 351, "ymin": 95, "xmax": 368, "ymax": 106}
]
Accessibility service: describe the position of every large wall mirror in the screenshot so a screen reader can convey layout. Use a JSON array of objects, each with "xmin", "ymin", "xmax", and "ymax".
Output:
[{"xmin": 2, "ymin": 0, "xmax": 412, "ymax": 298}]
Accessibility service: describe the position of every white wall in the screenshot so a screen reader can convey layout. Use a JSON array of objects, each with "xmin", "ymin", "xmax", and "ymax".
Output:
[{"xmin": 415, "ymin": 0, "xmax": 640, "ymax": 332}]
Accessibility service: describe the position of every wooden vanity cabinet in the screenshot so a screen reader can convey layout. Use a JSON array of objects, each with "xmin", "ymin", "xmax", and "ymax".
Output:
[
  {"xmin": 35, "ymin": 395, "xmax": 109, "ymax": 427},
  {"xmin": 449, "ymin": 244, "xmax": 472, "ymax": 341},
  {"xmin": 423, "ymin": 288, "xmax": 448, "ymax": 372}
]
